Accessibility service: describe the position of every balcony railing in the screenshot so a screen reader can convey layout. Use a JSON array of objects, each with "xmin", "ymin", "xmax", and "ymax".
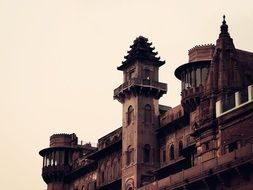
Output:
[
  {"xmin": 216, "ymin": 85, "xmax": 253, "ymax": 117},
  {"xmin": 181, "ymin": 85, "xmax": 203, "ymax": 99},
  {"xmin": 114, "ymin": 78, "xmax": 167, "ymax": 97},
  {"xmin": 42, "ymin": 165, "xmax": 70, "ymax": 173},
  {"xmin": 42, "ymin": 165, "xmax": 71, "ymax": 183}
]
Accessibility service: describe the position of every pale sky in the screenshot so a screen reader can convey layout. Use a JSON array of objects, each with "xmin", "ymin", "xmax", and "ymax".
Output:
[{"xmin": 0, "ymin": 0, "xmax": 252, "ymax": 189}]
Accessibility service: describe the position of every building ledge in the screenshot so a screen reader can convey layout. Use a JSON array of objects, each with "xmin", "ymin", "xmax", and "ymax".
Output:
[
  {"xmin": 218, "ymin": 101, "xmax": 253, "ymax": 128},
  {"xmin": 139, "ymin": 144, "xmax": 253, "ymax": 190},
  {"xmin": 216, "ymin": 85, "xmax": 253, "ymax": 117},
  {"xmin": 156, "ymin": 114, "xmax": 189, "ymax": 137},
  {"xmin": 65, "ymin": 161, "xmax": 97, "ymax": 182},
  {"xmin": 97, "ymin": 178, "xmax": 121, "ymax": 190},
  {"xmin": 86, "ymin": 139, "xmax": 122, "ymax": 160},
  {"xmin": 155, "ymin": 157, "xmax": 189, "ymax": 180}
]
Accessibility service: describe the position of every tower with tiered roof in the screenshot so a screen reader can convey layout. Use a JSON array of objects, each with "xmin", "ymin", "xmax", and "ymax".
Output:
[{"xmin": 114, "ymin": 36, "xmax": 167, "ymax": 189}]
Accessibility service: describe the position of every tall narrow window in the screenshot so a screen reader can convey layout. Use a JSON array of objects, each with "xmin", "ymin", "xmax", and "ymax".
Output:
[
  {"xmin": 144, "ymin": 104, "xmax": 152, "ymax": 125},
  {"xmin": 170, "ymin": 144, "xmax": 175, "ymax": 160},
  {"xmin": 144, "ymin": 69, "xmax": 150, "ymax": 79},
  {"xmin": 126, "ymin": 145, "xmax": 133, "ymax": 166},
  {"xmin": 143, "ymin": 144, "xmax": 151, "ymax": 163},
  {"xmin": 101, "ymin": 171, "xmax": 105, "ymax": 184},
  {"xmin": 112, "ymin": 159, "xmax": 120, "ymax": 179},
  {"xmin": 162, "ymin": 150, "xmax": 166, "ymax": 163},
  {"xmin": 202, "ymin": 67, "xmax": 208, "ymax": 84},
  {"xmin": 106, "ymin": 162, "xmax": 111, "ymax": 182},
  {"xmin": 127, "ymin": 106, "xmax": 134, "ymax": 125},
  {"xmin": 178, "ymin": 141, "xmax": 183, "ymax": 156}
]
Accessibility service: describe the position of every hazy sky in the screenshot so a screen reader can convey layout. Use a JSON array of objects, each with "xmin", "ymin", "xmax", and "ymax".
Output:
[{"xmin": 0, "ymin": 0, "xmax": 253, "ymax": 189}]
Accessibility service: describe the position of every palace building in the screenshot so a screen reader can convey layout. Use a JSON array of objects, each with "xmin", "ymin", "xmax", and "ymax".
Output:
[{"xmin": 39, "ymin": 17, "xmax": 253, "ymax": 190}]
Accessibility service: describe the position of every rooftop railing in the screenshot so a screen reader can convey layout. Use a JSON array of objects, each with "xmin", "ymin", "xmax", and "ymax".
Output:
[{"xmin": 216, "ymin": 85, "xmax": 253, "ymax": 117}]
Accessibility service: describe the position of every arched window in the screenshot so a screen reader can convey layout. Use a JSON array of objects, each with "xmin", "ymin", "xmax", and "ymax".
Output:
[
  {"xmin": 178, "ymin": 141, "xmax": 183, "ymax": 156},
  {"xmin": 126, "ymin": 145, "xmax": 133, "ymax": 166},
  {"xmin": 106, "ymin": 161, "xmax": 111, "ymax": 182},
  {"xmin": 101, "ymin": 171, "xmax": 105, "ymax": 184},
  {"xmin": 127, "ymin": 106, "xmax": 134, "ymax": 125},
  {"xmin": 143, "ymin": 144, "xmax": 151, "ymax": 163},
  {"xmin": 112, "ymin": 158, "xmax": 120, "ymax": 179},
  {"xmin": 100, "ymin": 164, "xmax": 106, "ymax": 184},
  {"xmin": 170, "ymin": 144, "xmax": 175, "ymax": 160},
  {"xmin": 144, "ymin": 104, "xmax": 152, "ymax": 125}
]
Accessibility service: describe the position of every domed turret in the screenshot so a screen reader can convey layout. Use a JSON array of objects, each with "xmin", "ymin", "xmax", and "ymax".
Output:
[{"xmin": 39, "ymin": 133, "xmax": 77, "ymax": 190}]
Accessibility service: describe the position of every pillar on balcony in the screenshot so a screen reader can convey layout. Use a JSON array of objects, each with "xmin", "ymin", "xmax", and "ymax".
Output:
[
  {"xmin": 235, "ymin": 92, "xmax": 240, "ymax": 107},
  {"xmin": 248, "ymin": 85, "xmax": 253, "ymax": 101},
  {"xmin": 216, "ymin": 100, "xmax": 222, "ymax": 117}
]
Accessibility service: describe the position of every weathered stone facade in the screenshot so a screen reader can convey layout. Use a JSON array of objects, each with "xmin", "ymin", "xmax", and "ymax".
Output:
[{"xmin": 40, "ymin": 17, "xmax": 253, "ymax": 190}]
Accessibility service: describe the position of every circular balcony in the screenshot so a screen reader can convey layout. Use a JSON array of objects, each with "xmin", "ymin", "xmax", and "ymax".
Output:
[
  {"xmin": 39, "ymin": 147, "xmax": 75, "ymax": 183},
  {"xmin": 181, "ymin": 85, "xmax": 204, "ymax": 112},
  {"xmin": 42, "ymin": 165, "xmax": 70, "ymax": 183},
  {"xmin": 175, "ymin": 60, "xmax": 211, "ymax": 112}
]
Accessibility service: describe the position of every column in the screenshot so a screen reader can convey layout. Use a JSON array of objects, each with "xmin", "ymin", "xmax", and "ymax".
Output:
[
  {"xmin": 216, "ymin": 100, "xmax": 222, "ymax": 117},
  {"xmin": 248, "ymin": 85, "xmax": 253, "ymax": 101},
  {"xmin": 235, "ymin": 92, "xmax": 240, "ymax": 107}
]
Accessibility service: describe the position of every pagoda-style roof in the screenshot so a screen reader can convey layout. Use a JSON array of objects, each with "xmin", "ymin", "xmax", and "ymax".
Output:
[{"xmin": 117, "ymin": 36, "xmax": 165, "ymax": 70}]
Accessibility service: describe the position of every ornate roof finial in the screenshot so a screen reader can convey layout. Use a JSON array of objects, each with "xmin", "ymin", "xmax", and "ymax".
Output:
[
  {"xmin": 220, "ymin": 15, "xmax": 229, "ymax": 37},
  {"xmin": 223, "ymin": 15, "xmax": 226, "ymax": 23}
]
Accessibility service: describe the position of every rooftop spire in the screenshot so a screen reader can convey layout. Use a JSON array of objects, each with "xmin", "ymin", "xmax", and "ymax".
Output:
[
  {"xmin": 219, "ymin": 15, "xmax": 230, "ymax": 37},
  {"xmin": 117, "ymin": 36, "xmax": 165, "ymax": 70}
]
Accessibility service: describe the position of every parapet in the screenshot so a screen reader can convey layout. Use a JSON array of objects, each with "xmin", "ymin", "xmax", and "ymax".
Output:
[
  {"xmin": 160, "ymin": 105, "xmax": 184, "ymax": 127},
  {"xmin": 188, "ymin": 44, "xmax": 215, "ymax": 62},
  {"xmin": 49, "ymin": 133, "xmax": 78, "ymax": 147},
  {"xmin": 97, "ymin": 127, "xmax": 122, "ymax": 150}
]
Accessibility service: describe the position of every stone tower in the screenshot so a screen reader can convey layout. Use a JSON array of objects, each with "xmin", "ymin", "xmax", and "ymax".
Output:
[{"xmin": 114, "ymin": 36, "xmax": 167, "ymax": 190}]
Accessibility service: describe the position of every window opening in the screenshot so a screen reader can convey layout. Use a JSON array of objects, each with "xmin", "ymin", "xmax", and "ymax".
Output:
[
  {"xmin": 143, "ymin": 144, "xmax": 151, "ymax": 163},
  {"xmin": 170, "ymin": 144, "xmax": 175, "ymax": 160},
  {"xmin": 127, "ymin": 106, "xmax": 134, "ymax": 125}
]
